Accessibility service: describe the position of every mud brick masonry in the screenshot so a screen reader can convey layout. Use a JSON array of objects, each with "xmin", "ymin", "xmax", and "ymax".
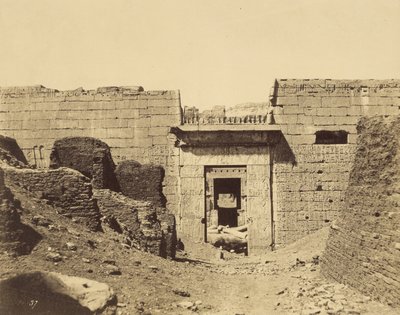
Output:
[
  {"xmin": 0, "ymin": 79, "xmax": 399, "ymax": 255},
  {"xmin": 322, "ymin": 116, "xmax": 400, "ymax": 306}
]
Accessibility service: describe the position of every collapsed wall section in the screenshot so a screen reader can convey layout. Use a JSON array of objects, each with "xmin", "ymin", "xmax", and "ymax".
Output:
[
  {"xmin": 321, "ymin": 116, "xmax": 400, "ymax": 306},
  {"xmin": 271, "ymin": 79, "xmax": 400, "ymax": 245},
  {"xmin": 3, "ymin": 165, "xmax": 101, "ymax": 231},
  {"xmin": 94, "ymin": 189, "xmax": 176, "ymax": 258}
]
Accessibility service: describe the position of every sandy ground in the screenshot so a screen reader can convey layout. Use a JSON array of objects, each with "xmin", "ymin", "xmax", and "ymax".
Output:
[{"xmin": 1, "ymin": 184, "xmax": 399, "ymax": 315}]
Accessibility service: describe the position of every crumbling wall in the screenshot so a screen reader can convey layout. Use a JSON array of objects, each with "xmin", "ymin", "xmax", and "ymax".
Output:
[
  {"xmin": 3, "ymin": 165, "xmax": 101, "ymax": 231},
  {"xmin": 271, "ymin": 79, "xmax": 400, "ymax": 245},
  {"xmin": 115, "ymin": 160, "xmax": 165, "ymax": 207},
  {"xmin": 0, "ymin": 85, "xmax": 182, "ymax": 214},
  {"xmin": 50, "ymin": 137, "xmax": 118, "ymax": 190},
  {"xmin": 94, "ymin": 189, "xmax": 176, "ymax": 258},
  {"xmin": 321, "ymin": 116, "xmax": 400, "ymax": 306},
  {"xmin": 0, "ymin": 168, "xmax": 41, "ymax": 255}
]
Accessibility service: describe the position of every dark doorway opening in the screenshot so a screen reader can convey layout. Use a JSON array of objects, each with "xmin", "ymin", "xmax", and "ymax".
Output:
[{"xmin": 213, "ymin": 178, "xmax": 241, "ymax": 227}]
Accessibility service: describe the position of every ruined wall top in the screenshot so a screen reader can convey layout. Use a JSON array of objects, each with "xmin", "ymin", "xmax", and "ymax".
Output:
[
  {"xmin": 273, "ymin": 79, "xmax": 400, "ymax": 96},
  {"xmin": 0, "ymin": 85, "xmax": 179, "ymax": 99}
]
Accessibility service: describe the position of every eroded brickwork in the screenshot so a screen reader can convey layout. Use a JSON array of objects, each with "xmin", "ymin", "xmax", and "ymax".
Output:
[
  {"xmin": 321, "ymin": 116, "xmax": 400, "ymax": 306},
  {"xmin": 271, "ymin": 79, "xmax": 400, "ymax": 245},
  {"xmin": 3, "ymin": 165, "xmax": 101, "ymax": 231},
  {"xmin": 94, "ymin": 189, "xmax": 176, "ymax": 258}
]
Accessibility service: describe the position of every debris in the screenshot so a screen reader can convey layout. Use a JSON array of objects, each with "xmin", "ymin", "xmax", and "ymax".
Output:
[
  {"xmin": 172, "ymin": 289, "xmax": 190, "ymax": 297},
  {"xmin": 31, "ymin": 215, "xmax": 52, "ymax": 227},
  {"xmin": 105, "ymin": 264, "xmax": 121, "ymax": 275},
  {"xmin": 177, "ymin": 301, "xmax": 194, "ymax": 309},
  {"xmin": 46, "ymin": 252, "xmax": 62, "ymax": 262},
  {"xmin": 66, "ymin": 242, "xmax": 77, "ymax": 251}
]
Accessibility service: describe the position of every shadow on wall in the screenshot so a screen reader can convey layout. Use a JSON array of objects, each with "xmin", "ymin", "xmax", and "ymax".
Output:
[{"xmin": 272, "ymin": 133, "xmax": 296, "ymax": 166}]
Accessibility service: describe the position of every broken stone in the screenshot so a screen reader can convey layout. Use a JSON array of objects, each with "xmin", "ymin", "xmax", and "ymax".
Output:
[
  {"xmin": 82, "ymin": 258, "xmax": 91, "ymax": 263},
  {"xmin": 177, "ymin": 301, "xmax": 194, "ymax": 309},
  {"xmin": 46, "ymin": 252, "xmax": 62, "ymax": 262},
  {"xmin": 105, "ymin": 264, "xmax": 121, "ymax": 275},
  {"xmin": 172, "ymin": 289, "xmax": 190, "ymax": 297},
  {"xmin": 66, "ymin": 242, "xmax": 77, "ymax": 251},
  {"xmin": 31, "ymin": 215, "xmax": 52, "ymax": 227}
]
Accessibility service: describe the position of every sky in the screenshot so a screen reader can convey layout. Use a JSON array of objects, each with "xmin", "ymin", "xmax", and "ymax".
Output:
[{"xmin": 0, "ymin": 0, "xmax": 399, "ymax": 109}]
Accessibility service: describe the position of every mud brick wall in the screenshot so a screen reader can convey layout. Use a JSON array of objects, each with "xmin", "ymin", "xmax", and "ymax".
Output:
[
  {"xmin": 3, "ymin": 165, "xmax": 101, "ymax": 231},
  {"xmin": 94, "ymin": 189, "xmax": 175, "ymax": 258},
  {"xmin": 271, "ymin": 79, "xmax": 400, "ymax": 245},
  {"xmin": 321, "ymin": 116, "xmax": 400, "ymax": 306},
  {"xmin": 115, "ymin": 160, "xmax": 165, "ymax": 207},
  {"xmin": 50, "ymin": 137, "xmax": 118, "ymax": 190}
]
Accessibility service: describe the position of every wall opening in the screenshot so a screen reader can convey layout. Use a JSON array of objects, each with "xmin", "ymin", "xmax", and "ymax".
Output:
[
  {"xmin": 213, "ymin": 178, "xmax": 241, "ymax": 227},
  {"xmin": 315, "ymin": 130, "xmax": 348, "ymax": 144}
]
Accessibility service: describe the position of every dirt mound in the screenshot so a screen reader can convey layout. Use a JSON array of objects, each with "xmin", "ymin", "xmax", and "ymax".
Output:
[
  {"xmin": 115, "ymin": 160, "xmax": 166, "ymax": 207},
  {"xmin": 322, "ymin": 116, "xmax": 400, "ymax": 306},
  {"xmin": 50, "ymin": 137, "xmax": 119, "ymax": 190}
]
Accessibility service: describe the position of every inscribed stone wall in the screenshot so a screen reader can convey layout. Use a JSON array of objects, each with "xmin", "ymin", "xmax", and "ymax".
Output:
[
  {"xmin": 0, "ymin": 85, "xmax": 182, "ymax": 214},
  {"xmin": 271, "ymin": 79, "xmax": 400, "ymax": 245},
  {"xmin": 321, "ymin": 116, "xmax": 400, "ymax": 306},
  {"xmin": 3, "ymin": 164, "xmax": 101, "ymax": 231},
  {"xmin": 179, "ymin": 146, "xmax": 271, "ymax": 255}
]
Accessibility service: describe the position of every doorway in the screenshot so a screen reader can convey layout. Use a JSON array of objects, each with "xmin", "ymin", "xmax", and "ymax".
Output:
[{"xmin": 214, "ymin": 178, "xmax": 241, "ymax": 227}]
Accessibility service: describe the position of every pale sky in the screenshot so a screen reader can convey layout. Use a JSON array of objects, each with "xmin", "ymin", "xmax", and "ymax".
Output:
[{"xmin": 0, "ymin": 0, "xmax": 399, "ymax": 109}]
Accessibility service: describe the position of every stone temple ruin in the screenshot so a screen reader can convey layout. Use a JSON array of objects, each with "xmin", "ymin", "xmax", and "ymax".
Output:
[{"xmin": 0, "ymin": 79, "xmax": 399, "ymax": 305}]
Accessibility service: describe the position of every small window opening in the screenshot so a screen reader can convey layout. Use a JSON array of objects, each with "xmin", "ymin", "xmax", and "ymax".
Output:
[{"xmin": 315, "ymin": 130, "xmax": 348, "ymax": 144}]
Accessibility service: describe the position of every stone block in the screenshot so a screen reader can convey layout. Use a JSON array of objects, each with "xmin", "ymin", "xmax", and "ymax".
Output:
[
  {"xmin": 283, "ymin": 105, "xmax": 303, "ymax": 115},
  {"xmin": 148, "ymin": 127, "xmax": 169, "ymax": 136},
  {"xmin": 152, "ymin": 136, "xmax": 168, "ymax": 145},
  {"xmin": 290, "ymin": 135, "xmax": 315, "ymax": 145},
  {"xmin": 276, "ymin": 96, "xmax": 298, "ymax": 105},
  {"xmin": 298, "ymin": 96, "xmax": 322, "ymax": 107},
  {"xmin": 180, "ymin": 165, "xmax": 204, "ymax": 178},
  {"xmin": 321, "ymin": 97, "xmax": 351, "ymax": 107},
  {"xmin": 334, "ymin": 116, "xmax": 358, "ymax": 125},
  {"xmin": 313, "ymin": 116, "xmax": 335, "ymax": 125},
  {"xmin": 128, "ymin": 117, "xmax": 151, "ymax": 128},
  {"xmin": 106, "ymin": 128, "xmax": 133, "ymax": 139},
  {"xmin": 281, "ymin": 114, "xmax": 298, "ymax": 124}
]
